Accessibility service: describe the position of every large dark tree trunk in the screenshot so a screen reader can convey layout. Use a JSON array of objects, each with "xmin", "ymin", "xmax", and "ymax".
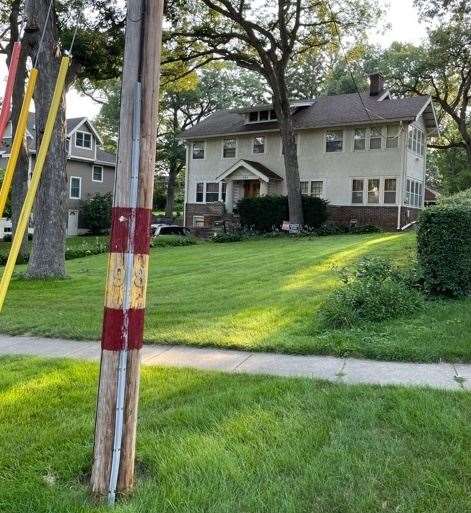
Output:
[
  {"xmin": 270, "ymin": 70, "xmax": 304, "ymax": 227},
  {"xmin": 9, "ymin": 0, "xmax": 30, "ymax": 262},
  {"xmin": 25, "ymin": 0, "xmax": 68, "ymax": 278}
]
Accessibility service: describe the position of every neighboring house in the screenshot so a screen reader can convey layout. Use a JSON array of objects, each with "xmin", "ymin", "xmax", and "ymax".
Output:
[
  {"xmin": 181, "ymin": 73, "xmax": 439, "ymax": 231},
  {"xmin": 0, "ymin": 114, "xmax": 116, "ymax": 236}
]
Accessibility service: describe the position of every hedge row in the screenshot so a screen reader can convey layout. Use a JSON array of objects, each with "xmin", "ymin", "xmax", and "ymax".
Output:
[
  {"xmin": 237, "ymin": 195, "xmax": 328, "ymax": 232},
  {"xmin": 417, "ymin": 205, "xmax": 471, "ymax": 297}
]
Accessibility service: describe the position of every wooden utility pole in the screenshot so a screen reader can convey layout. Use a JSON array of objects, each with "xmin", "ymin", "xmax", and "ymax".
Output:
[{"xmin": 90, "ymin": 0, "xmax": 164, "ymax": 502}]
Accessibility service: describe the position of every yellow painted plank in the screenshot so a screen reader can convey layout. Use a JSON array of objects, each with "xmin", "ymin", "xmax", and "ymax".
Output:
[
  {"xmin": 0, "ymin": 57, "xmax": 70, "ymax": 311},
  {"xmin": 0, "ymin": 68, "xmax": 38, "ymax": 219}
]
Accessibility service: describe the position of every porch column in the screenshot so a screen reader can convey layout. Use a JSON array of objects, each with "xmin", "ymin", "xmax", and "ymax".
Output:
[
  {"xmin": 260, "ymin": 180, "xmax": 268, "ymax": 196},
  {"xmin": 225, "ymin": 180, "xmax": 234, "ymax": 212}
]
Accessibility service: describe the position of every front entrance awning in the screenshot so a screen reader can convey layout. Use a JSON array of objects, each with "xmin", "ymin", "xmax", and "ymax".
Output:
[{"xmin": 216, "ymin": 159, "xmax": 283, "ymax": 183}]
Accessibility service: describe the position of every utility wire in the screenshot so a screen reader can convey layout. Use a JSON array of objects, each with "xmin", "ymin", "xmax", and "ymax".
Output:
[
  {"xmin": 320, "ymin": 0, "xmax": 409, "ymax": 148},
  {"xmin": 33, "ymin": 0, "xmax": 55, "ymax": 68}
]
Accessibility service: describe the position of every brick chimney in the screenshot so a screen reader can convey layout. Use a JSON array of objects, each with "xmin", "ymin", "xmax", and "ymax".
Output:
[{"xmin": 369, "ymin": 72, "xmax": 384, "ymax": 96}]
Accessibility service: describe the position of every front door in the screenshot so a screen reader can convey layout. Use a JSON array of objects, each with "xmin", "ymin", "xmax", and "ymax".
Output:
[
  {"xmin": 67, "ymin": 209, "xmax": 79, "ymax": 236},
  {"xmin": 243, "ymin": 180, "xmax": 260, "ymax": 198}
]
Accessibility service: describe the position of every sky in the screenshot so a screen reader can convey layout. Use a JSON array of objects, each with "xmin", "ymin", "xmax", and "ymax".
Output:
[{"xmin": 2, "ymin": 0, "xmax": 428, "ymax": 120}]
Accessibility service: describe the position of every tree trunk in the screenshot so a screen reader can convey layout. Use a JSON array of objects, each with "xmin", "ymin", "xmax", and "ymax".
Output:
[
  {"xmin": 270, "ymin": 71, "xmax": 304, "ymax": 227},
  {"xmin": 25, "ymin": 0, "xmax": 68, "ymax": 278},
  {"xmin": 164, "ymin": 167, "xmax": 177, "ymax": 218},
  {"xmin": 9, "ymin": 1, "xmax": 30, "ymax": 261}
]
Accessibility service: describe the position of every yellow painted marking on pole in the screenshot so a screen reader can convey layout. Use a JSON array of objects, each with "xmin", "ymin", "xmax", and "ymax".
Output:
[
  {"xmin": 0, "ymin": 68, "xmax": 39, "ymax": 219},
  {"xmin": 0, "ymin": 57, "xmax": 70, "ymax": 312},
  {"xmin": 105, "ymin": 253, "xmax": 149, "ymax": 309}
]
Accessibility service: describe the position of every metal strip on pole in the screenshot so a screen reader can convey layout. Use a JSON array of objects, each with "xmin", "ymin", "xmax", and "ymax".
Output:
[{"xmin": 108, "ymin": 81, "xmax": 141, "ymax": 506}]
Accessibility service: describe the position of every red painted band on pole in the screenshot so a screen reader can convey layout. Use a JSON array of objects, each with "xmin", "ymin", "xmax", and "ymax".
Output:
[
  {"xmin": 0, "ymin": 42, "xmax": 21, "ymax": 144},
  {"xmin": 109, "ymin": 207, "xmax": 152, "ymax": 255},
  {"xmin": 101, "ymin": 307, "xmax": 145, "ymax": 350}
]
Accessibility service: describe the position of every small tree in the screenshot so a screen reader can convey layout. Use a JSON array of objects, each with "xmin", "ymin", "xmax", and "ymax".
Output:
[{"xmin": 80, "ymin": 192, "xmax": 112, "ymax": 235}]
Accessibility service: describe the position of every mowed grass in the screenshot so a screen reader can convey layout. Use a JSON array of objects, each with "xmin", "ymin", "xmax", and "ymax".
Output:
[
  {"xmin": 0, "ymin": 232, "xmax": 470, "ymax": 362},
  {"xmin": 1, "ymin": 356, "xmax": 471, "ymax": 513}
]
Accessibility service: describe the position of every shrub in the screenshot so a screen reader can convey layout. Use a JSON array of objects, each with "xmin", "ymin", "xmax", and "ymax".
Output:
[
  {"xmin": 65, "ymin": 239, "xmax": 108, "ymax": 260},
  {"xmin": 438, "ymin": 188, "xmax": 471, "ymax": 208},
  {"xmin": 315, "ymin": 222, "xmax": 350, "ymax": 236},
  {"xmin": 211, "ymin": 232, "xmax": 244, "ymax": 243},
  {"xmin": 150, "ymin": 235, "xmax": 196, "ymax": 247},
  {"xmin": 237, "ymin": 195, "xmax": 328, "ymax": 232},
  {"xmin": 301, "ymin": 196, "xmax": 329, "ymax": 228},
  {"xmin": 320, "ymin": 256, "xmax": 424, "ymax": 329},
  {"xmin": 417, "ymin": 205, "xmax": 471, "ymax": 297},
  {"xmin": 80, "ymin": 192, "xmax": 112, "ymax": 235}
]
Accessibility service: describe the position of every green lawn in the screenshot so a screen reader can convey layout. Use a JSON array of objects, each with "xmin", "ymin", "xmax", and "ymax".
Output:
[
  {"xmin": 0, "ymin": 232, "xmax": 470, "ymax": 362},
  {"xmin": 1, "ymin": 356, "xmax": 471, "ymax": 513}
]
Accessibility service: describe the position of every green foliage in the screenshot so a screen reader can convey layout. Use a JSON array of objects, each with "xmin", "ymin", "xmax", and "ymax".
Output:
[
  {"xmin": 350, "ymin": 224, "xmax": 382, "ymax": 234},
  {"xmin": 211, "ymin": 232, "xmax": 244, "ymax": 243},
  {"xmin": 417, "ymin": 205, "xmax": 471, "ymax": 296},
  {"xmin": 150, "ymin": 235, "xmax": 196, "ymax": 247},
  {"xmin": 320, "ymin": 256, "xmax": 424, "ymax": 329},
  {"xmin": 79, "ymin": 193, "xmax": 112, "ymax": 235},
  {"xmin": 438, "ymin": 188, "xmax": 471, "ymax": 207},
  {"xmin": 237, "ymin": 195, "xmax": 328, "ymax": 232}
]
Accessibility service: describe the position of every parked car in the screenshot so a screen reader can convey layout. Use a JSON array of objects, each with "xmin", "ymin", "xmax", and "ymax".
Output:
[{"xmin": 151, "ymin": 224, "xmax": 190, "ymax": 237}]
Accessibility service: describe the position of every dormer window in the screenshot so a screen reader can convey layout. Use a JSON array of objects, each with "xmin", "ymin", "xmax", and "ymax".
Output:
[
  {"xmin": 76, "ymin": 131, "xmax": 92, "ymax": 149},
  {"xmin": 246, "ymin": 109, "xmax": 277, "ymax": 123}
]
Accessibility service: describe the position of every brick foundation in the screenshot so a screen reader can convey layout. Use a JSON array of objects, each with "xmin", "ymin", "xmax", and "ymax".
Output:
[
  {"xmin": 328, "ymin": 205, "xmax": 421, "ymax": 231},
  {"xmin": 185, "ymin": 202, "xmax": 422, "ymax": 234}
]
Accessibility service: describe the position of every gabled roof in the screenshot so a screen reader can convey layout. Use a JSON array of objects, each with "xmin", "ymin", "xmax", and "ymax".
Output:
[
  {"xmin": 25, "ymin": 114, "xmax": 104, "ymax": 145},
  {"xmin": 182, "ymin": 91, "xmax": 439, "ymax": 140},
  {"xmin": 217, "ymin": 159, "xmax": 283, "ymax": 182}
]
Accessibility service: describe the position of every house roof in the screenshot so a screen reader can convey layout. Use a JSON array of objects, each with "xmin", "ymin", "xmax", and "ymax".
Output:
[
  {"xmin": 0, "ymin": 114, "xmax": 116, "ymax": 166},
  {"xmin": 182, "ymin": 91, "xmax": 438, "ymax": 140},
  {"xmin": 216, "ymin": 159, "xmax": 283, "ymax": 182}
]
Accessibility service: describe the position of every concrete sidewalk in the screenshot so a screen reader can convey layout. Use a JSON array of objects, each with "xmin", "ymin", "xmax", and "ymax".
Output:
[{"xmin": 0, "ymin": 334, "xmax": 469, "ymax": 391}]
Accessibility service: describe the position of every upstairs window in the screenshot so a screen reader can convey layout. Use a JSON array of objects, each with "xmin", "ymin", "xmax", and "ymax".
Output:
[
  {"xmin": 352, "ymin": 179, "xmax": 364, "ymax": 204},
  {"xmin": 386, "ymin": 126, "xmax": 399, "ymax": 148},
  {"xmin": 326, "ymin": 130, "xmax": 343, "ymax": 152},
  {"xmin": 353, "ymin": 129, "xmax": 366, "ymax": 151},
  {"xmin": 408, "ymin": 126, "xmax": 425, "ymax": 156},
  {"xmin": 92, "ymin": 165, "xmax": 103, "ymax": 182},
  {"xmin": 384, "ymin": 178, "xmax": 397, "ymax": 204},
  {"xmin": 76, "ymin": 131, "xmax": 92, "ymax": 149},
  {"xmin": 223, "ymin": 138, "xmax": 237, "ymax": 158},
  {"xmin": 253, "ymin": 136, "xmax": 265, "ymax": 154},
  {"xmin": 311, "ymin": 181, "xmax": 323, "ymax": 198},
  {"xmin": 192, "ymin": 141, "xmax": 205, "ymax": 160},
  {"xmin": 247, "ymin": 110, "xmax": 277, "ymax": 123},
  {"xmin": 205, "ymin": 182, "xmax": 219, "ymax": 202},
  {"xmin": 369, "ymin": 127, "xmax": 382, "ymax": 150}
]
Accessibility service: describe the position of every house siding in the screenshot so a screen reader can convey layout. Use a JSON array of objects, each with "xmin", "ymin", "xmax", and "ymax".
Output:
[{"xmin": 185, "ymin": 117, "xmax": 427, "ymax": 230}]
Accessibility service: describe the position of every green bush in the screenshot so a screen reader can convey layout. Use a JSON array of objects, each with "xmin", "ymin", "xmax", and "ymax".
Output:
[
  {"xmin": 150, "ymin": 235, "xmax": 196, "ymax": 247},
  {"xmin": 417, "ymin": 205, "xmax": 471, "ymax": 296},
  {"xmin": 438, "ymin": 188, "xmax": 471, "ymax": 208},
  {"xmin": 301, "ymin": 195, "xmax": 329, "ymax": 228},
  {"xmin": 237, "ymin": 195, "xmax": 328, "ymax": 232},
  {"xmin": 211, "ymin": 232, "xmax": 244, "ymax": 243},
  {"xmin": 80, "ymin": 192, "xmax": 112, "ymax": 235},
  {"xmin": 350, "ymin": 224, "xmax": 382, "ymax": 234},
  {"xmin": 320, "ymin": 256, "xmax": 424, "ymax": 329}
]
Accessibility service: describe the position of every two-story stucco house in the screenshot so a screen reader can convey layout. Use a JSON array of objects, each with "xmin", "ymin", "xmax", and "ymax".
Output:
[
  {"xmin": 181, "ymin": 73, "xmax": 439, "ymax": 231},
  {"xmin": 0, "ymin": 115, "xmax": 116, "ymax": 236}
]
